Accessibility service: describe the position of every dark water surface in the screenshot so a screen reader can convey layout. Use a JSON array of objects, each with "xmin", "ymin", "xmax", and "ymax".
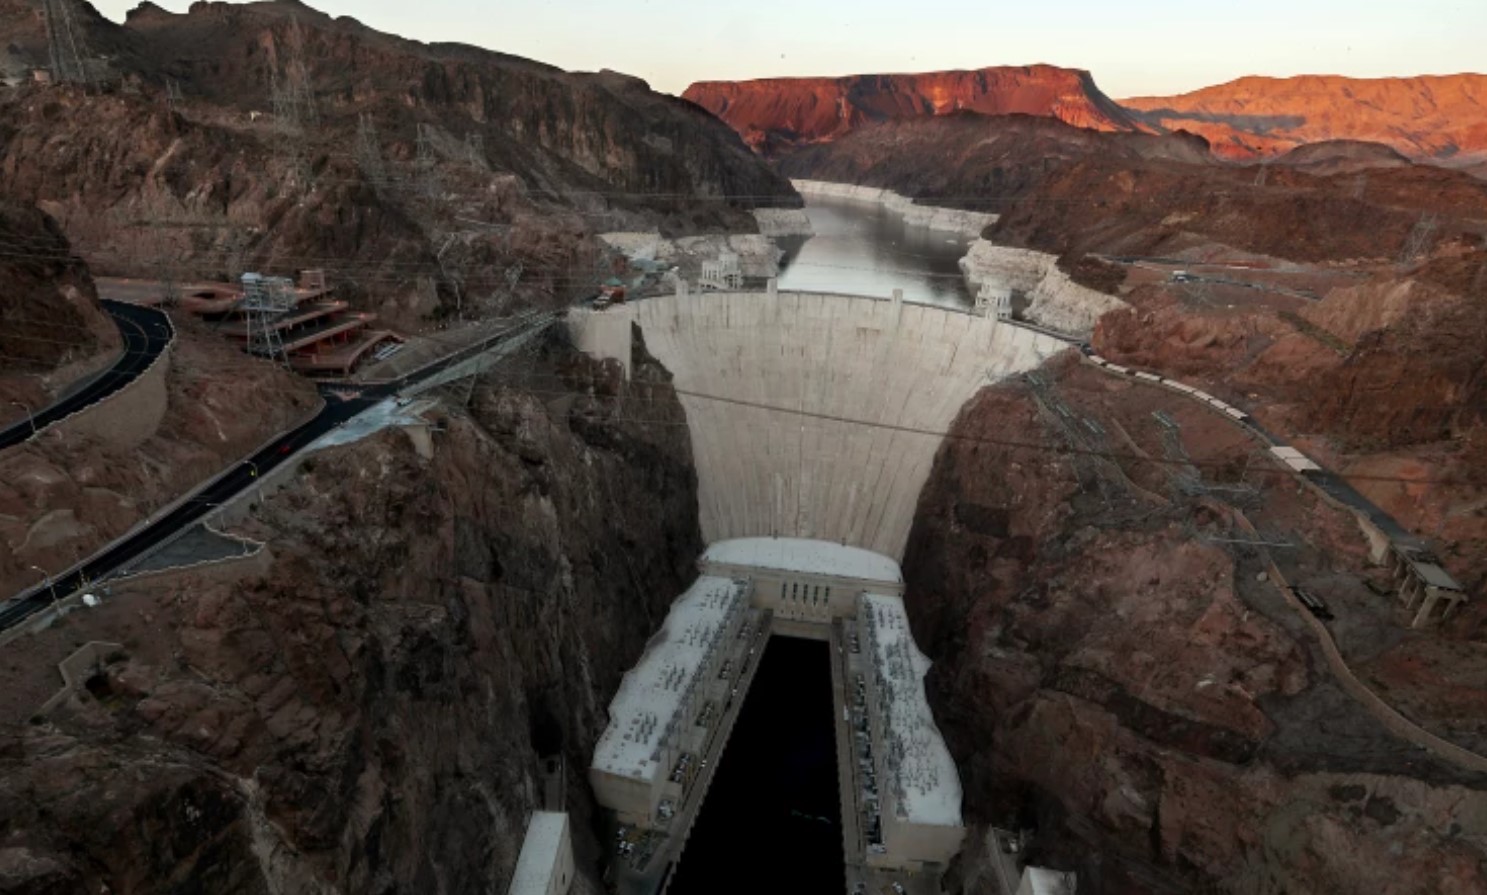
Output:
[
  {"xmin": 776, "ymin": 194, "xmax": 975, "ymax": 309},
  {"xmin": 668, "ymin": 637, "xmax": 844, "ymax": 895}
]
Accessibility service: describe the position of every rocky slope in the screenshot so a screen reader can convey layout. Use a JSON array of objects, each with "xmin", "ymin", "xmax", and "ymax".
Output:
[
  {"xmin": 0, "ymin": 330, "xmax": 703, "ymax": 894},
  {"xmin": 0, "ymin": 200, "xmax": 120, "ymax": 428},
  {"xmin": 0, "ymin": 307, "xmax": 321, "ymax": 599},
  {"xmin": 778, "ymin": 113, "xmax": 1211, "ymax": 213},
  {"xmin": 1123, "ymin": 74, "xmax": 1487, "ymax": 163},
  {"xmin": 682, "ymin": 65, "xmax": 1144, "ymax": 156},
  {"xmin": 0, "ymin": 0, "xmax": 797, "ymax": 321},
  {"xmin": 776, "ymin": 111, "xmax": 1487, "ymax": 263},
  {"xmin": 904, "ymin": 358, "xmax": 1487, "ymax": 894}
]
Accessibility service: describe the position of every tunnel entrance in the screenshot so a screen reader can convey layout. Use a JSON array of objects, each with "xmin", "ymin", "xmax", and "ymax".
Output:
[{"xmin": 668, "ymin": 636, "xmax": 845, "ymax": 895}]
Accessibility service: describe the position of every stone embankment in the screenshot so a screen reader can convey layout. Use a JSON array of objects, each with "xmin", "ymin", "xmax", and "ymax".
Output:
[
  {"xmin": 752, "ymin": 207, "xmax": 815, "ymax": 237},
  {"xmin": 791, "ymin": 180, "xmax": 999, "ymax": 238},
  {"xmin": 959, "ymin": 240, "xmax": 1128, "ymax": 336}
]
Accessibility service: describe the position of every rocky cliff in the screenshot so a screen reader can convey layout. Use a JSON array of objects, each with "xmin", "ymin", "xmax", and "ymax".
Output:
[
  {"xmin": 682, "ymin": 65, "xmax": 1143, "ymax": 156},
  {"xmin": 903, "ymin": 358, "xmax": 1487, "ymax": 894},
  {"xmin": 0, "ymin": 330, "xmax": 703, "ymax": 894},
  {"xmin": 1123, "ymin": 74, "xmax": 1487, "ymax": 164},
  {"xmin": 0, "ymin": 0, "xmax": 797, "ymax": 319},
  {"xmin": 0, "ymin": 201, "xmax": 120, "ymax": 427}
]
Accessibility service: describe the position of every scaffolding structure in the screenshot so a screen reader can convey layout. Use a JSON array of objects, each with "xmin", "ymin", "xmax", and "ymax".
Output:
[{"xmin": 240, "ymin": 273, "xmax": 297, "ymax": 365}]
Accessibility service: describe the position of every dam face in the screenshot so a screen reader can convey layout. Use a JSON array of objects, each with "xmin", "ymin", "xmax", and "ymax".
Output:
[{"xmin": 574, "ymin": 289, "xmax": 1067, "ymax": 559}]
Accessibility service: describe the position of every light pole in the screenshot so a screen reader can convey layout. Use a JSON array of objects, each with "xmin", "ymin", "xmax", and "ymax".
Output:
[
  {"xmin": 29, "ymin": 564, "xmax": 60, "ymax": 613},
  {"xmin": 9, "ymin": 400, "xmax": 36, "ymax": 435}
]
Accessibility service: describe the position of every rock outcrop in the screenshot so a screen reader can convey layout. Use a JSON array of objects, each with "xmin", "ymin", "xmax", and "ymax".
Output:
[
  {"xmin": 0, "ymin": 0, "xmax": 798, "ymax": 318},
  {"xmin": 0, "ymin": 332, "xmax": 703, "ymax": 894},
  {"xmin": 0, "ymin": 201, "xmax": 120, "ymax": 427},
  {"xmin": 904, "ymin": 361, "xmax": 1487, "ymax": 894},
  {"xmin": 1123, "ymin": 74, "xmax": 1487, "ymax": 164},
  {"xmin": 683, "ymin": 65, "xmax": 1144, "ymax": 156},
  {"xmin": 958, "ymin": 240, "xmax": 1127, "ymax": 335}
]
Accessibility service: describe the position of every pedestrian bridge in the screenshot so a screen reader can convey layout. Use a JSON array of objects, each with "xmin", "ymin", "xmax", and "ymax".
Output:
[{"xmin": 570, "ymin": 286, "xmax": 1069, "ymax": 559}]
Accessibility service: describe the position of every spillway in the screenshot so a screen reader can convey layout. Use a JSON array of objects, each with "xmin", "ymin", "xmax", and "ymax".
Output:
[{"xmin": 572, "ymin": 287, "xmax": 1068, "ymax": 559}]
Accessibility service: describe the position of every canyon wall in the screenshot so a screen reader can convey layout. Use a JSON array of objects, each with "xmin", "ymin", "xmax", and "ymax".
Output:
[
  {"xmin": 589, "ymin": 290, "xmax": 1068, "ymax": 559},
  {"xmin": 903, "ymin": 360, "xmax": 1487, "ymax": 894},
  {"xmin": 0, "ymin": 201, "xmax": 120, "ymax": 428},
  {"xmin": 683, "ymin": 65, "xmax": 1143, "ymax": 155},
  {"xmin": 1124, "ymin": 74, "xmax": 1487, "ymax": 163},
  {"xmin": 0, "ymin": 333, "xmax": 703, "ymax": 893}
]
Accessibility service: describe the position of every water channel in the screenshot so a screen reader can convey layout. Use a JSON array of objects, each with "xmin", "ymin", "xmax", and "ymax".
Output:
[
  {"xmin": 668, "ymin": 637, "xmax": 844, "ymax": 895},
  {"xmin": 776, "ymin": 195, "xmax": 976, "ymax": 309}
]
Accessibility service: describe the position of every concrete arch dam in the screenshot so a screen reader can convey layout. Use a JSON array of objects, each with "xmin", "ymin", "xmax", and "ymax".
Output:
[{"xmin": 573, "ymin": 288, "xmax": 1068, "ymax": 559}]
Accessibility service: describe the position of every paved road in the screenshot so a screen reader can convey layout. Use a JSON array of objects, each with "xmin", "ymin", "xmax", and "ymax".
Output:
[
  {"xmin": 0, "ymin": 311, "xmax": 556, "ymax": 633},
  {"xmin": 0, "ymin": 301, "xmax": 173, "ymax": 450}
]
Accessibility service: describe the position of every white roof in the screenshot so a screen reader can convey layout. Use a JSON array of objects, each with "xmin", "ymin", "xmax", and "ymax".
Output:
[
  {"xmin": 1410, "ymin": 561, "xmax": 1464, "ymax": 591},
  {"xmin": 703, "ymin": 538, "xmax": 903, "ymax": 586},
  {"xmin": 1019, "ymin": 867, "xmax": 1077, "ymax": 895},
  {"xmin": 509, "ymin": 812, "xmax": 569, "ymax": 895},
  {"xmin": 861, "ymin": 593, "xmax": 962, "ymax": 827},
  {"xmin": 592, "ymin": 577, "xmax": 746, "ymax": 781}
]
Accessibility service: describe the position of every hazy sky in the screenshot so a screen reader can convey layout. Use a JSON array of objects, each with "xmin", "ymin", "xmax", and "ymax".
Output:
[{"xmin": 92, "ymin": 0, "xmax": 1486, "ymax": 98}]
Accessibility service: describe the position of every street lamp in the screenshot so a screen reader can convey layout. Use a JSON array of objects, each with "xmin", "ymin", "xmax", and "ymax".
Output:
[
  {"xmin": 8, "ymin": 400, "xmax": 36, "ymax": 435},
  {"xmin": 29, "ymin": 564, "xmax": 60, "ymax": 613}
]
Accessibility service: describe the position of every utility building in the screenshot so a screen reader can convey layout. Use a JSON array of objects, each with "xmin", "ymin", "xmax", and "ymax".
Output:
[
  {"xmin": 591, "ymin": 540, "xmax": 965, "ymax": 892},
  {"xmin": 508, "ymin": 811, "xmax": 574, "ymax": 895},
  {"xmin": 859, "ymin": 593, "xmax": 965, "ymax": 870},
  {"xmin": 701, "ymin": 538, "xmax": 903, "ymax": 636},
  {"xmin": 589, "ymin": 577, "xmax": 760, "ymax": 831}
]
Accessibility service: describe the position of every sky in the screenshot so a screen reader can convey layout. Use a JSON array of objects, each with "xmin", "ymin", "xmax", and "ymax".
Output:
[{"xmin": 91, "ymin": 0, "xmax": 1487, "ymax": 98}]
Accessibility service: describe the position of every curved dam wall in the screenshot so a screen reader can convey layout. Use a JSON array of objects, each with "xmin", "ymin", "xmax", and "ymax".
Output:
[{"xmin": 575, "ymin": 290, "xmax": 1067, "ymax": 559}]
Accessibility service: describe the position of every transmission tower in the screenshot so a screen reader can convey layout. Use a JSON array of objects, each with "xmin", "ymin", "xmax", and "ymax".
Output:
[
  {"xmin": 415, "ymin": 123, "xmax": 439, "ymax": 198},
  {"xmin": 355, "ymin": 113, "xmax": 389, "ymax": 190},
  {"xmin": 270, "ymin": 17, "xmax": 318, "ymax": 186},
  {"xmin": 1398, "ymin": 212, "xmax": 1440, "ymax": 267},
  {"xmin": 1253, "ymin": 162, "xmax": 1269, "ymax": 188},
  {"xmin": 41, "ymin": 0, "xmax": 91, "ymax": 85},
  {"xmin": 465, "ymin": 131, "xmax": 486, "ymax": 169},
  {"xmin": 164, "ymin": 78, "xmax": 183, "ymax": 115},
  {"xmin": 1351, "ymin": 174, "xmax": 1368, "ymax": 200}
]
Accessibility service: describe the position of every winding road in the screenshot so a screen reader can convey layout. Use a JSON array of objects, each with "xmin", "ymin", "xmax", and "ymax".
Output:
[
  {"xmin": 0, "ymin": 301, "xmax": 173, "ymax": 451},
  {"xmin": 0, "ymin": 309, "xmax": 556, "ymax": 633}
]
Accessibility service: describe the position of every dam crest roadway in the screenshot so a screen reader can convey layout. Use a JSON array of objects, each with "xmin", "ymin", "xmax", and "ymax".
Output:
[{"xmin": 577, "ymin": 283, "xmax": 1071, "ymax": 894}]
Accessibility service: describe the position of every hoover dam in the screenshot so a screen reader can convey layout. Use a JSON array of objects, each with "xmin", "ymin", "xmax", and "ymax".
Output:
[
  {"xmin": 573, "ymin": 199, "xmax": 1074, "ymax": 893},
  {"xmin": 573, "ymin": 286, "xmax": 1066, "ymax": 560}
]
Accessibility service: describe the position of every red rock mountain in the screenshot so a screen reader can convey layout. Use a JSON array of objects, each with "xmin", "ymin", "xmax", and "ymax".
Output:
[
  {"xmin": 681, "ymin": 64, "xmax": 1144, "ymax": 155},
  {"xmin": 1123, "ymin": 74, "xmax": 1487, "ymax": 163}
]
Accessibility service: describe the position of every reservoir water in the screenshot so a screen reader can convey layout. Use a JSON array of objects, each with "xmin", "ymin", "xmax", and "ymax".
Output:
[
  {"xmin": 668, "ymin": 637, "xmax": 844, "ymax": 895},
  {"xmin": 776, "ymin": 195, "xmax": 976, "ymax": 309}
]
